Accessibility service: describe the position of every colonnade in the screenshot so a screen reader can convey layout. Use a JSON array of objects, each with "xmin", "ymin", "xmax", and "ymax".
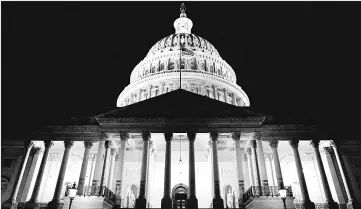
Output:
[{"xmin": 1, "ymin": 132, "xmax": 358, "ymax": 209}]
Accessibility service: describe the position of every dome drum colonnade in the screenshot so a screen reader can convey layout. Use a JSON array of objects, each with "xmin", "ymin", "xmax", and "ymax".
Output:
[
  {"xmin": 1, "ymin": 130, "xmax": 357, "ymax": 209},
  {"xmin": 116, "ymin": 4, "xmax": 249, "ymax": 108}
]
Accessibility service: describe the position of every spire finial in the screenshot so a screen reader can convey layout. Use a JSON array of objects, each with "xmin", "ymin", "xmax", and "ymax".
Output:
[{"xmin": 180, "ymin": 3, "xmax": 186, "ymax": 18}]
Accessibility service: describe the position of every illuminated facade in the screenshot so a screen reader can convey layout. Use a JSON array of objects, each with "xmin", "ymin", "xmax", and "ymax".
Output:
[{"xmin": 2, "ymin": 4, "xmax": 360, "ymax": 209}]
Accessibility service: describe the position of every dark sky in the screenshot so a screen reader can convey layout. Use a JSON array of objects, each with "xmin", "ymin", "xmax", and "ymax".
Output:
[{"xmin": 2, "ymin": 2, "xmax": 360, "ymax": 139}]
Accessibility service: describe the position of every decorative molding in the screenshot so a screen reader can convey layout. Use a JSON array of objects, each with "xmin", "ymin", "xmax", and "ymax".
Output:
[
  {"xmin": 310, "ymin": 139, "xmax": 320, "ymax": 148},
  {"xmin": 142, "ymin": 132, "xmax": 151, "ymax": 141},
  {"xmin": 269, "ymin": 139, "xmax": 278, "ymax": 149},
  {"xmin": 119, "ymin": 132, "xmax": 130, "ymax": 141},
  {"xmin": 64, "ymin": 140, "xmax": 74, "ymax": 148},
  {"xmin": 99, "ymin": 131, "xmax": 108, "ymax": 140},
  {"xmin": 187, "ymin": 132, "xmax": 196, "ymax": 141},
  {"xmin": 210, "ymin": 131, "xmax": 219, "ymax": 141},
  {"xmin": 84, "ymin": 141, "xmax": 93, "ymax": 149},
  {"xmin": 289, "ymin": 139, "xmax": 299, "ymax": 149},
  {"xmin": 164, "ymin": 132, "xmax": 173, "ymax": 141},
  {"xmin": 231, "ymin": 131, "xmax": 241, "ymax": 141},
  {"xmin": 253, "ymin": 132, "xmax": 262, "ymax": 141}
]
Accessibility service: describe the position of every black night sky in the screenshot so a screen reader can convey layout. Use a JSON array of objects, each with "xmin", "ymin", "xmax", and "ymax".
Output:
[{"xmin": 2, "ymin": 2, "xmax": 360, "ymax": 140}]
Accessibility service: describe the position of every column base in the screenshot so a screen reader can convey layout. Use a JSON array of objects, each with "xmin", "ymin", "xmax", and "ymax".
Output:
[
  {"xmin": 2, "ymin": 199, "xmax": 17, "ymax": 209},
  {"xmin": 347, "ymin": 200, "xmax": 357, "ymax": 209},
  {"xmin": 324, "ymin": 200, "xmax": 340, "ymax": 209},
  {"xmin": 161, "ymin": 197, "xmax": 172, "ymax": 209},
  {"xmin": 212, "ymin": 197, "xmax": 224, "ymax": 209},
  {"xmin": 187, "ymin": 196, "xmax": 198, "ymax": 209},
  {"xmin": 135, "ymin": 196, "xmax": 147, "ymax": 209},
  {"xmin": 47, "ymin": 200, "xmax": 64, "ymax": 209},
  {"xmin": 25, "ymin": 201, "xmax": 41, "ymax": 209},
  {"xmin": 294, "ymin": 201, "xmax": 315, "ymax": 209},
  {"xmin": 238, "ymin": 197, "xmax": 245, "ymax": 209}
]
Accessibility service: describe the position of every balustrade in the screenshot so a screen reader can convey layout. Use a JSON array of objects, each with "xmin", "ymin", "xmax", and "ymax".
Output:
[{"xmin": 242, "ymin": 186, "xmax": 293, "ymax": 203}]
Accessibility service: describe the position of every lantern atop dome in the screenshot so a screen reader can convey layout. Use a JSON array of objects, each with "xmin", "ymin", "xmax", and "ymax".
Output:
[{"xmin": 174, "ymin": 3, "xmax": 193, "ymax": 34}]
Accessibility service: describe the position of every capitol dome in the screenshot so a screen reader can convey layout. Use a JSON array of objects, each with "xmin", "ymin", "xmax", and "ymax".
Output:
[{"xmin": 117, "ymin": 4, "xmax": 250, "ymax": 107}]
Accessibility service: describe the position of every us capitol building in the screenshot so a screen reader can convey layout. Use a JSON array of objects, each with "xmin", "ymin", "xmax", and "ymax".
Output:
[{"xmin": 2, "ymin": 4, "xmax": 360, "ymax": 209}]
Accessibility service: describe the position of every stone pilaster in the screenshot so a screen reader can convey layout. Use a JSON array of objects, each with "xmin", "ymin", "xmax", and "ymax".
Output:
[
  {"xmin": 3, "ymin": 141, "xmax": 34, "ymax": 209},
  {"xmin": 161, "ymin": 132, "xmax": 173, "ymax": 209},
  {"xmin": 77, "ymin": 141, "xmax": 93, "ymax": 195},
  {"xmin": 210, "ymin": 131, "xmax": 224, "ymax": 209},
  {"xmin": 48, "ymin": 140, "xmax": 74, "ymax": 209},
  {"xmin": 289, "ymin": 139, "xmax": 315, "ymax": 209}
]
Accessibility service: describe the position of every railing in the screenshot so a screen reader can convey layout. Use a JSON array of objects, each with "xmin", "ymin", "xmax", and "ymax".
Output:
[
  {"xmin": 243, "ymin": 186, "xmax": 293, "ymax": 203},
  {"xmin": 16, "ymin": 202, "xmax": 49, "ymax": 209},
  {"xmin": 103, "ymin": 186, "xmax": 116, "ymax": 204}
]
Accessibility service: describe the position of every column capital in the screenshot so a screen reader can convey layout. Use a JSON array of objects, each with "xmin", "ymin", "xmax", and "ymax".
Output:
[
  {"xmin": 209, "ymin": 131, "xmax": 219, "ymax": 141},
  {"xmin": 84, "ymin": 141, "xmax": 93, "ymax": 149},
  {"xmin": 64, "ymin": 140, "xmax": 74, "ymax": 148},
  {"xmin": 246, "ymin": 147, "xmax": 252, "ymax": 155},
  {"xmin": 44, "ymin": 140, "xmax": 54, "ymax": 148},
  {"xmin": 99, "ymin": 131, "xmax": 108, "ymax": 140},
  {"xmin": 231, "ymin": 132, "xmax": 241, "ymax": 141},
  {"xmin": 253, "ymin": 132, "xmax": 262, "ymax": 141},
  {"xmin": 310, "ymin": 139, "xmax": 320, "ymax": 148},
  {"xmin": 289, "ymin": 139, "xmax": 299, "ymax": 149},
  {"xmin": 249, "ymin": 140, "xmax": 257, "ymax": 149},
  {"xmin": 323, "ymin": 147, "xmax": 333, "ymax": 154},
  {"xmin": 269, "ymin": 139, "xmax": 279, "ymax": 148},
  {"xmin": 105, "ymin": 140, "xmax": 113, "ymax": 149},
  {"xmin": 110, "ymin": 148, "xmax": 116, "ymax": 156},
  {"xmin": 32, "ymin": 147, "xmax": 42, "ymax": 155},
  {"xmin": 187, "ymin": 132, "xmax": 196, "ymax": 141},
  {"xmin": 164, "ymin": 132, "xmax": 173, "ymax": 141},
  {"xmin": 142, "ymin": 131, "xmax": 151, "ymax": 141},
  {"xmin": 120, "ymin": 132, "xmax": 129, "ymax": 141},
  {"xmin": 330, "ymin": 140, "xmax": 340, "ymax": 149},
  {"xmin": 24, "ymin": 140, "xmax": 34, "ymax": 149}
]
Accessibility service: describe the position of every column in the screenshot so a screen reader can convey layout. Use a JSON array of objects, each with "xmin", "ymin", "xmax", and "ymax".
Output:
[
  {"xmin": 135, "ymin": 132, "xmax": 150, "ymax": 209},
  {"xmin": 148, "ymin": 85, "xmax": 152, "ymax": 98},
  {"xmin": 249, "ymin": 140, "xmax": 262, "ymax": 196},
  {"xmin": 232, "ymin": 93, "xmax": 236, "ymax": 106},
  {"xmin": 265, "ymin": 153, "xmax": 275, "ymax": 186},
  {"xmin": 48, "ymin": 140, "xmax": 74, "ymax": 209},
  {"xmin": 210, "ymin": 131, "xmax": 224, "ymax": 209},
  {"xmin": 115, "ymin": 132, "xmax": 129, "ymax": 208},
  {"xmin": 341, "ymin": 153, "xmax": 361, "ymax": 205},
  {"xmin": 2, "ymin": 141, "xmax": 34, "ymax": 209},
  {"xmin": 212, "ymin": 85, "xmax": 217, "ymax": 99},
  {"xmin": 242, "ymin": 154, "xmax": 250, "ymax": 190},
  {"xmin": 246, "ymin": 148, "xmax": 255, "ymax": 187},
  {"xmin": 87, "ymin": 153, "xmax": 96, "ymax": 196},
  {"xmin": 254, "ymin": 132, "xmax": 269, "ymax": 193},
  {"xmin": 323, "ymin": 147, "xmax": 346, "ymax": 205},
  {"xmin": 310, "ymin": 140, "xmax": 338, "ymax": 209},
  {"xmin": 330, "ymin": 141, "xmax": 356, "ymax": 209},
  {"xmin": 269, "ymin": 139, "xmax": 284, "ymax": 189},
  {"xmin": 77, "ymin": 141, "xmax": 93, "ymax": 195},
  {"xmin": 289, "ymin": 139, "xmax": 315, "ymax": 209},
  {"xmin": 107, "ymin": 148, "xmax": 116, "ymax": 189},
  {"xmin": 19, "ymin": 146, "xmax": 42, "ymax": 202},
  {"xmin": 231, "ymin": 132, "xmax": 245, "ymax": 209},
  {"xmin": 138, "ymin": 88, "xmax": 142, "ymax": 102},
  {"xmin": 161, "ymin": 132, "xmax": 173, "ymax": 209},
  {"xmin": 223, "ymin": 88, "xmax": 227, "ymax": 103},
  {"xmin": 92, "ymin": 132, "xmax": 107, "ymax": 193},
  {"xmin": 188, "ymin": 132, "xmax": 198, "ymax": 209},
  {"xmin": 25, "ymin": 141, "xmax": 53, "ymax": 209},
  {"xmin": 99, "ymin": 140, "xmax": 112, "ymax": 196}
]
